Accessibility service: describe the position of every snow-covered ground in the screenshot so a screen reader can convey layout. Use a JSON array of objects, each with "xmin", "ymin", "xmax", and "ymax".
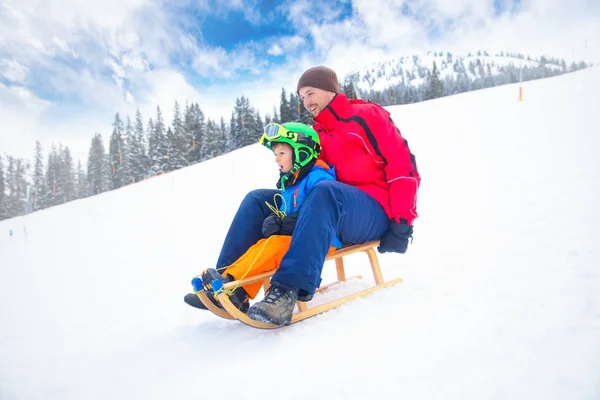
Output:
[{"xmin": 1, "ymin": 67, "xmax": 599, "ymax": 400}]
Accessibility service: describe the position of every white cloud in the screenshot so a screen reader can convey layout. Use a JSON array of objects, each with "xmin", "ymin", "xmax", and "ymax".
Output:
[
  {"xmin": 192, "ymin": 44, "xmax": 267, "ymax": 78},
  {"xmin": 0, "ymin": 60, "xmax": 29, "ymax": 83},
  {"xmin": 267, "ymin": 45, "xmax": 284, "ymax": 56},
  {"xmin": 1, "ymin": 0, "xmax": 598, "ymax": 166}
]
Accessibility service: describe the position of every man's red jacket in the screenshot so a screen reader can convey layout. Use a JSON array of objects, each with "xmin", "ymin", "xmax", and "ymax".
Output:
[{"xmin": 313, "ymin": 93, "xmax": 420, "ymax": 225}]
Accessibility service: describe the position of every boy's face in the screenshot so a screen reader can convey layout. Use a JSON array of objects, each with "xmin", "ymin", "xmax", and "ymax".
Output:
[{"xmin": 272, "ymin": 142, "xmax": 293, "ymax": 173}]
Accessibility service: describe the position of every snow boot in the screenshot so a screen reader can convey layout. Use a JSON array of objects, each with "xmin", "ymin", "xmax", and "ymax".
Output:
[
  {"xmin": 247, "ymin": 282, "xmax": 298, "ymax": 326},
  {"xmin": 184, "ymin": 292, "xmax": 209, "ymax": 310},
  {"xmin": 201, "ymin": 268, "xmax": 250, "ymax": 313}
]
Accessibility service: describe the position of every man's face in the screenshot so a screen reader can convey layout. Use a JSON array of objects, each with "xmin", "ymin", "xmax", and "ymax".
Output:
[
  {"xmin": 298, "ymin": 86, "xmax": 336, "ymax": 117},
  {"xmin": 272, "ymin": 142, "xmax": 293, "ymax": 173}
]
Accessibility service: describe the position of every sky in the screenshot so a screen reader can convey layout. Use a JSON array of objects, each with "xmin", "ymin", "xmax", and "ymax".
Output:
[
  {"xmin": 0, "ymin": 0, "xmax": 599, "ymax": 163},
  {"xmin": 0, "ymin": 67, "xmax": 599, "ymax": 400}
]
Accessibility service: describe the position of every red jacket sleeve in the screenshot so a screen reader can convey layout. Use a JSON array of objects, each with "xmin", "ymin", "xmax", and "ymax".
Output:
[{"xmin": 363, "ymin": 106, "xmax": 420, "ymax": 225}]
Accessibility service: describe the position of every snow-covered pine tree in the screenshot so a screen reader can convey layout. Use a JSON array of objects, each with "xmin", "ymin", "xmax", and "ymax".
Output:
[
  {"xmin": 205, "ymin": 119, "xmax": 220, "ymax": 159},
  {"xmin": 134, "ymin": 109, "xmax": 149, "ymax": 181},
  {"xmin": 109, "ymin": 113, "xmax": 125, "ymax": 190},
  {"xmin": 426, "ymin": 61, "xmax": 444, "ymax": 100},
  {"xmin": 0, "ymin": 155, "xmax": 5, "ymax": 220},
  {"xmin": 150, "ymin": 106, "xmax": 169, "ymax": 175},
  {"xmin": 288, "ymin": 92, "xmax": 300, "ymax": 122},
  {"xmin": 187, "ymin": 103, "xmax": 206, "ymax": 164},
  {"xmin": 228, "ymin": 112, "xmax": 237, "ymax": 152},
  {"xmin": 32, "ymin": 140, "xmax": 45, "ymax": 211},
  {"xmin": 121, "ymin": 116, "xmax": 136, "ymax": 185},
  {"xmin": 87, "ymin": 133, "xmax": 108, "ymax": 195},
  {"xmin": 219, "ymin": 117, "xmax": 229, "ymax": 155},
  {"xmin": 271, "ymin": 105, "xmax": 280, "ymax": 124},
  {"xmin": 232, "ymin": 96, "xmax": 259, "ymax": 148},
  {"xmin": 42, "ymin": 145, "xmax": 58, "ymax": 208},
  {"xmin": 279, "ymin": 88, "xmax": 292, "ymax": 122},
  {"xmin": 76, "ymin": 160, "xmax": 89, "ymax": 199},
  {"xmin": 169, "ymin": 101, "xmax": 188, "ymax": 171},
  {"xmin": 255, "ymin": 111, "xmax": 263, "ymax": 143},
  {"xmin": 4, "ymin": 156, "xmax": 29, "ymax": 218},
  {"xmin": 58, "ymin": 145, "xmax": 75, "ymax": 203}
]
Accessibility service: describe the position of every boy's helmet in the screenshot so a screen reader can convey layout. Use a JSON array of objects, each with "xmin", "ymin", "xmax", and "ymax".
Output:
[{"xmin": 260, "ymin": 122, "xmax": 321, "ymax": 169}]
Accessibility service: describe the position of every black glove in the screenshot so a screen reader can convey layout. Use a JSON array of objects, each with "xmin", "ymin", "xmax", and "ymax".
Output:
[
  {"xmin": 378, "ymin": 221, "xmax": 413, "ymax": 254},
  {"xmin": 262, "ymin": 213, "xmax": 281, "ymax": 237},
  {"xmin": 280, "ymin": 213, "xmax": 299, "ymax": 236}
]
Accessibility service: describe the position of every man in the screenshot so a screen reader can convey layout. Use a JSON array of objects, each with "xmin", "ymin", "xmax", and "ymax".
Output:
[{"xmin": 194, "ymin": 66, "xmax": 420, "ymax": 326}]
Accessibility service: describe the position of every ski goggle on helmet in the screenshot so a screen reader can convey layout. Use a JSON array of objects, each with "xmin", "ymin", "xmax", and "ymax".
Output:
[{"xmin": 260, "ymin": 122, "xmax": 321, "ymax": 168}]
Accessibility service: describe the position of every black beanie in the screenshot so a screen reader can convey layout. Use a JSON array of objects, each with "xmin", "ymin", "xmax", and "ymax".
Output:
[{"xmin": 296, "ymin": 66, "xmax": 339, "ymax": 94}]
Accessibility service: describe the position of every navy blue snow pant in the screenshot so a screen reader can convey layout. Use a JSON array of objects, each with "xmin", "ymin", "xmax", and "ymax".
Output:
[{"xmin": 215, "ymin": 180, "xmax": 390, "ymax": 297}]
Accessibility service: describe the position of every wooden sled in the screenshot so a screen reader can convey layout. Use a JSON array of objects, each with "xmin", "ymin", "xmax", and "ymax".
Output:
[{"xmin": 197, "ymin": 240, "xmax": 403, "ymax": 329}]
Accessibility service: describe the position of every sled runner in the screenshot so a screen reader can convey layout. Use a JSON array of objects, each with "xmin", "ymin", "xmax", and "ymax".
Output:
[{"xmin": 196, "ymin": 240, "xmax": 403, "ymax": 329}]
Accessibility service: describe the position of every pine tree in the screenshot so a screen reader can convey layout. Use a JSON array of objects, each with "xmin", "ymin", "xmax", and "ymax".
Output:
[
  {"xmin": 205, "ymin": 119, "xmax": 220, "ymax": 159},
  {"xmin": 108, "ymin": 113, "xmax": 125, "ymax": 189},
  {"xmin": 219, "ymin": 117, "xmax": 229, "ymax": 155},
  {"xmin": 165, "ymin": 126, "xmax": 175, "ymax": 172},
  {"xmin": 42, "ymin": 146, "xmax": 59, "ymax": 207},
  {"xmin": 149, "ymin": 106, "xmax": 169, "ymax": 175},
  {"xmin": 121, "ymin": 116, "xmax": 136, "ymax": 185},
  {"xmin": 87, "ymin": 133, "xmax": 108, "ymax": 195},
  {"xmin": 255, "ymin": 111, "xmax": 264, "ymax": 142},
  {"xmin": 170, "ymin": 101, "xmax": 188, "ymax": 170},
  {"xmin": 279, "ymin": 88, "xmax": 292, "ymax": 122},
  {"xmin": 426, "ymin": 61, "xmax": 444, "ymax": 100},
  {"xmin": 76, "ymin": 160, "xmax": 89, "ymax": 199},
  {"xmin": 228, "ymin": 112, "xmax": 237, "ymax": 152},
  {"xmin": 231, "ymin": 96, "xmax": 260, "ymax": 148},
  {"xmin": 4, "ymin": 156, "xmax": 29, "ymax": 217},
  {"xmin": 187, "ymin": 103, "xmax": 206, "ymax": 163},
  {"xmin": 0, "ymin": 156, "xmax": 6, "ymax": 220},
  {"xmin": 134, "ymin": 109, "xmax": 149, "ymax": 181},
  {"xmin": 32, "ymin": 140, "xmax": 45, "ymax": 211},
  {"xmin": 288, "ymin": 92, "xmax": 300, "ymax": 122},
  {"xmin": 58, "ymin": 145, "xmax": 75, "ymax": 203}
]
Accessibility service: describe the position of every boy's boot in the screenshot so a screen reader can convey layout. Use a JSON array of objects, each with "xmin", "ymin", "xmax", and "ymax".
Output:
[
  {"xmin": 247, "ymin": 282, "xmax": 298, "ymax": 326},
  {"xmin": 184, "ymin": 292, "xmax": 209, "ymax": 310},
  {"xmin": 201, "ymin": 268, "xmax": 250, "ymax": 313}
]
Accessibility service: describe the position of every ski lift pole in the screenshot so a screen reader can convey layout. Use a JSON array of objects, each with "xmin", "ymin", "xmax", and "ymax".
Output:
[{"xmin": 518, "ymin": 64, "xmax": 523, "ymax": 102}]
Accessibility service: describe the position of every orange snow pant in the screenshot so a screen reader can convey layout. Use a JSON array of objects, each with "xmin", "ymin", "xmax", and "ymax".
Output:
[{"xmin": 223, "ymin": 235, "xmax": 336, "ymax": 299}]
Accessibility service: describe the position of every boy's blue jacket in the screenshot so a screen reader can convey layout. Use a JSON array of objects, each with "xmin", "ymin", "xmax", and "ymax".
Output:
[{"xmin": 279, "ymin": 160, "xmax": 343, "ymax": 248}]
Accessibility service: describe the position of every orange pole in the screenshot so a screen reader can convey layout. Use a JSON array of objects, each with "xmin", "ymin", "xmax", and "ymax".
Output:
[{"xmin": 518, "ymin": 86, "xmax": 523, "ymax": 102}]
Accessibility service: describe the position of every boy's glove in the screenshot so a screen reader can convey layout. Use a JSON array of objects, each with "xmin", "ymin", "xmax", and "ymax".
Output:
[
  {"xmin": 280, "ymin": 213, "xmax": 299, "ymax": 236},
  {"xmin": 262, "ymin": 213, "xmax": 281, "ymax": 237},
  {"xmin": 377, "ymin": 221, "xmax": 413, "ymax": 254}
]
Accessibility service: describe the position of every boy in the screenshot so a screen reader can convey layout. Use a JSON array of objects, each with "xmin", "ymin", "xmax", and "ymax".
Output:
[{"xmin": 184, "ymin": 122, "xmax": 342, "ymax": 312}]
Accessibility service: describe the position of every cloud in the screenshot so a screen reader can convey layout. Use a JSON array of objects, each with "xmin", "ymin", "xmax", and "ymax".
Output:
[
  {"xmin": 0, "ymin": 60, "xmax": 29, "ymax": 83},
  {"xmin": 1, "ymin": 0, "xmax": 598, "ymax": 165},
  {"xmin": 267, "ymin": 45, "xmax": 284, "ymax": 56}
]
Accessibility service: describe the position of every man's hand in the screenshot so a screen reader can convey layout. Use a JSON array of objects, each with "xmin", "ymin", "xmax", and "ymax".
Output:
[{"xmin": 378, "ymin": 221, "xmax": 413, "ymax": 254}]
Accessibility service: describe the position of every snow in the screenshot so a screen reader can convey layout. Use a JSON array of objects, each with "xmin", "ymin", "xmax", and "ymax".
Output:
[
  {"xmin": 351, "ymin": 53, "xmax": 565, "ymax": 91},
  {"xmin": 2, "ymin": 67, "xmax": 600, "ymax": 400}
]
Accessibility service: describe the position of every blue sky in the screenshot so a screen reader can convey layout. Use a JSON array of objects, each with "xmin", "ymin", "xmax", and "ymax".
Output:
[{"xmin": 0, "ymin": 0, "xmax": 598, "ymax": 162}]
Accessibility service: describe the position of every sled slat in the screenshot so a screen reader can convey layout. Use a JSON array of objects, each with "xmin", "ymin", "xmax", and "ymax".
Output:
[
  {"xmin": 217, "ymin": 277, "xmax": 403, "ymax": 329},
  {"xmin": 220, "ymin": 241, "xmax": 381, "ymax": 290}
]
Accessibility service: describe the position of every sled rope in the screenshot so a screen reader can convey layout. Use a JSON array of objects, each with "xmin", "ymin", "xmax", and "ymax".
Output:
[
  {"xmin": 214, "ymin": 236, "xmax": 274, "ymax": 297},
  {"xmin": 265, "ymin": 193, "xmax": 287, "ymax": 220}
]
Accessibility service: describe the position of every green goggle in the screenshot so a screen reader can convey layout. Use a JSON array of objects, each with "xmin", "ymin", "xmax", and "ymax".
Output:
[{"xmin": 259, "ymin": 123, "xmax": 299, "ymax": 146}]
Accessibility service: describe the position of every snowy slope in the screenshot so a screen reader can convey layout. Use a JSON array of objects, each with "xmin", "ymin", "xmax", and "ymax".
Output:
[{"xmin": 1, "ymin": 68, "xmax": 599, "ymax": 400}]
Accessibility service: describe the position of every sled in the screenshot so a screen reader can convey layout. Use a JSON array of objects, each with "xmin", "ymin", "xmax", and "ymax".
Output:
[{"xmin": 197, "ymin": 240, "xmax": 403, "ymax": 329}]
